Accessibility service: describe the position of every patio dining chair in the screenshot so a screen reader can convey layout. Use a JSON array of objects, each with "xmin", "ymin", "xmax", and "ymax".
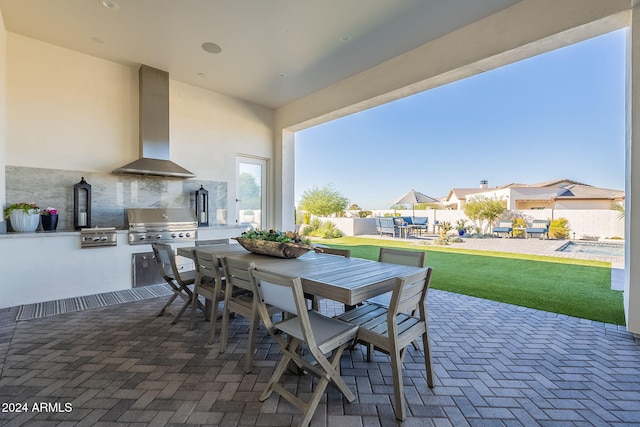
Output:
[
  {"xmin": 219, "ymin": 256, "xmax": 280, "ymax": 373},
  {"xmin": 366, "ymin": 247, "xmax": 426, "ymax": 307},
  {"xmin": 309, "ymin": 246, "xmax": 351, "ymax": 311},
  {"xmin": 365, "ymin": 247, "xmax": 425, "ymax": 354},
  {"xmin": 336, "ymin": 267, "xmax": 434, "ymax": 421},
  {"xmin": 189, "ymin": 249, "xmax": 230, "ymax": 344},
  {"xmin": 152, "ymin": 243, "xmax": 203, "ymax": 324},
  {"xmin": 250, "ymin": 268, "xmax": 358, "ymax": 427}
]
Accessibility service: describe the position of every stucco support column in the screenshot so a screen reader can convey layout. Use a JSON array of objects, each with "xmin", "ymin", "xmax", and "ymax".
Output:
[
  {"xmin": 273, "ymin": 128, "xmax": 295, "ymax": 230},
  {"xmin": 625, "ymin": 6, "xmax": 640, "ymax": 335}
]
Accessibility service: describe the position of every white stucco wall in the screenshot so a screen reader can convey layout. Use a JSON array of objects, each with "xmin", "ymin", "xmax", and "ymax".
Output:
[
  {"xmin": 6, "ymin": 33, "xmax": 138, "ymax": 172},
  {"xmin": 0, "ymin": 9, "xmax": 7, "ymax": 225},
  {"xmin": 170, "ymin": 80, "xmax": 273, "ymax": 183},
  {"xmin": 0, "ymin": 31, "xmax": 276, "ymax": 307},
  {"xmin": 4, "ymin": 33, "xmax": 275, "ymax": 226}
]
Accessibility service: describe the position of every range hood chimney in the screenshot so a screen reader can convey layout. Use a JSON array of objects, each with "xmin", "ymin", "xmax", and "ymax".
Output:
[{"xmin": 113, "ymin": 65, "xmax": 195, "ymax": 178}]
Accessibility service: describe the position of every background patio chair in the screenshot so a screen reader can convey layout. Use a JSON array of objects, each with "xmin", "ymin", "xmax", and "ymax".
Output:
[
  {"xmin": 492, "ymin": 220, "xmax": 513, "ymax": 238},
  {"xmin": 336, "ymin": 268, "xmax": 434, "ymax": 421},
  {"xmin": 413, "ymin": 217, "xmax": 428, "ymax": 235},
  {"xmin": 250, "ymin": 268, "xmax": 358, "ymax": 427},
  {"xmin": 376, "ymin": 216, "xmax": 398, "ymax": 237},
  {"xmin": 525, "ymin": 220, "xmax": 550, "ymax": 239}
]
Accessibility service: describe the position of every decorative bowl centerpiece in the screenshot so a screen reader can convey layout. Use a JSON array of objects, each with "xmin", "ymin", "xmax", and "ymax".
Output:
[{"xmin": 234, "ymin": 229, "xmax": 312, "ymax": 259}]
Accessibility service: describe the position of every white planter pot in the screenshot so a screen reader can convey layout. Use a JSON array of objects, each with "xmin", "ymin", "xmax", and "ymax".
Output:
[{"xmin": 10, "ymin": 209, "xmax": 40, "ymax": 232}]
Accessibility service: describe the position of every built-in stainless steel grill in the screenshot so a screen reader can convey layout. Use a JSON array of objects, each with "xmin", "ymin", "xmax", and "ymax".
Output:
[{"xmin": 127, "ymin": 208, "xmax": 198, "ymax": 245}]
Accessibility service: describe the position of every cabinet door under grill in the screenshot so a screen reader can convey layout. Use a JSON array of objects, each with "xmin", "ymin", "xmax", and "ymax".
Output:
[{"xmin": 132, "ymin": 252, "xmax": 164, "ymax": 287}]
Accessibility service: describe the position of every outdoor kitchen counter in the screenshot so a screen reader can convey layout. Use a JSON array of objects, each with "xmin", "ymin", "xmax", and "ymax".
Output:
[
  {"xmin": 0, "ymin": 226, "xmax": 246, "ymax": 309},
  {"xmin": 1, "ymin": 229, "xmax": 81, "ymax": 237}
]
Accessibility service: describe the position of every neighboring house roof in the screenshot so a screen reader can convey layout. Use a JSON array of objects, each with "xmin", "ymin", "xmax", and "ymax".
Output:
[
  {"xmin": 554, "ymin": 184, "xmax": 624, "ymax": 200},
  {"xmin": 525, "ymin": 179, "xmax": 589, "ymax": 188},
  {"xmin": 444, "ymin": 178, "xmax": 624, "ymax": 204}
]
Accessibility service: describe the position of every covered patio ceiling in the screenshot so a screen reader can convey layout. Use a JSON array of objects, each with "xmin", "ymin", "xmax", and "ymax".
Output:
[{"xmin": 0, "ymin": 0, "xmax": 523, "ymax": 108}]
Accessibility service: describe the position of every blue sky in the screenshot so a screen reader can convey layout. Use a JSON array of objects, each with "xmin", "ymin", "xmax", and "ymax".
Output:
[{"xmin": 294, "ymin": 28, "xmax": 627, "ymax": 210}]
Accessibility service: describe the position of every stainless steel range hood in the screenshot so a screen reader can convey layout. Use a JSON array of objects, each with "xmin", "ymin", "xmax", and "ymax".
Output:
[{"xmin": 113, "ymin": 65, "xmax": 195, "ymax": 178}]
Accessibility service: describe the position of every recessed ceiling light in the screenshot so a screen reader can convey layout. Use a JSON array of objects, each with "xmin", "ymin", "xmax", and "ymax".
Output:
[
  {"xmin": 91, "ymin": 36, "xmax": 104, "ymax": 44},
  {"xmin": 197, "ymin": 72, "xmax": 206, "ymax": 78},
  {"xmin": 340, "ymin": 34, "xmax": 352, "ymax": 43},
  {"xmin": 99, "ymin": 0, "xmax": 120, "ymax": 10},
  {"xmin": 201, "ymin": 42, "xmax": 222, "ymax": 54},
  {"xmin": 278, "ymin": 72, "xmax": 287, "ymax": 78}
]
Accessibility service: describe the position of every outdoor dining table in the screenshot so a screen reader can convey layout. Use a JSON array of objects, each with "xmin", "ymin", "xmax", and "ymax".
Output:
[{"xmin": 177, "ymin": 243, "xmax": 425, "ymax": 306}]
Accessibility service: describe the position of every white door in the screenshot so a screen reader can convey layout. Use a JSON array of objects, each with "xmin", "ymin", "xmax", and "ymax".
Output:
[{"xmin": 236, "ymin": 156, "xmax": 267, "ymax": 229}]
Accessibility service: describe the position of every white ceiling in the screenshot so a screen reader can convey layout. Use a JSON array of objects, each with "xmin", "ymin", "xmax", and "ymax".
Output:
[{"xmin": 0, "ymin": 0, "xmax": 523, "ymax": 109}]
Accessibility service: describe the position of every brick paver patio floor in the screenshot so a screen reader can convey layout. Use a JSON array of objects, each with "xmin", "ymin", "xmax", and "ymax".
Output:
[{"xmin": 1, "ymin": 282, "xmax": 639, "ymax": 426}]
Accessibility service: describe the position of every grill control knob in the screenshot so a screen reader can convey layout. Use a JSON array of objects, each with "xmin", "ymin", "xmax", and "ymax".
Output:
[
  {"xmin": 156, "ymin": 234, "xmax": 162, "ymax": 239},
  {"xmin": 139, "ymin": 235, "xmax": 145, "ymax": 240},
  {"xmin": 92, "ymin": 236, "xmax": 100, "ymax": 242},
  {"xmin": 100, "ymin": 236, "xmax": 108, "ymax": 241},
  {"xmin": 185, "ymin": 232, "xmax": 191, "ymax": 237},
  {"xmin": 179, "ymin": 233, "xmax": 184, "ymax": 238},
  {"xmin": 171, "ymin": 233, "xmax": 177, "ymax": 238}
]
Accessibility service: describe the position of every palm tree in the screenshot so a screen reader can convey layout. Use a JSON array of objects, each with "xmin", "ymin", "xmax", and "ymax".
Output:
[{"xmin": 611, "ymin": 202, "xmax": 625, "ymax": 220}]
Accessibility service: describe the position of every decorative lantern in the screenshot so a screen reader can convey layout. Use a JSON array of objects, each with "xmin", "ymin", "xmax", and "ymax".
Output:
[
  {"xmin": 195, "ymin": 185, "xmax": 209, "ymax": 226},
  {"xmin": 73, "ymin": 177, "xmax": 92, "ymax": 229}
]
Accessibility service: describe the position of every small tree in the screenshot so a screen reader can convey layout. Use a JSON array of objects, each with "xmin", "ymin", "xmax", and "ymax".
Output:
[
  {"xmin": 463, "ymin": 199, "xmax": 484, "ymax": 232},
  {"xmin": 464, "ymin": 196, "xmax": 507, "ymax": 234},
  {"xmin": 482, "ymin": 197, "xmax": 507, "ymax": 233},
  {"xmin": 298, "ymin": 184, "xmax": 349, "ymax": 217}
]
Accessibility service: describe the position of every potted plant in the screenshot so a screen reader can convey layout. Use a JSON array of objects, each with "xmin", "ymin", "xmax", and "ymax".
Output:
[
  {"xmin": 4, "ymin": 202, "xmax": 40, "ymax": 232},
  {"xmin": 40, "ymin": 207, "xmax": 59, "ymax": 231},
  {"xmin": 456, "ymin": 219, "xmax": 467, "ymax": 236}
]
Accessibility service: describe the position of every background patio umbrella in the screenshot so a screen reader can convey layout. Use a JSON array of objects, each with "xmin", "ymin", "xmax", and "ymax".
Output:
[{"xmin": 393, "ymin": 189, "xmax": 438, "ymax": 217}]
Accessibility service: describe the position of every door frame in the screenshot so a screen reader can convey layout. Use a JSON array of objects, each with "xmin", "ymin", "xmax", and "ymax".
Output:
[{"xmin": 236, "ymin": 155, "xmax": 269, "ymax": 229}]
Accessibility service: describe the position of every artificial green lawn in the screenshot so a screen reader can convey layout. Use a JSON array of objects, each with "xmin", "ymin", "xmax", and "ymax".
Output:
[{"xmin": 312, "ymin": 236, "xmax": 625, "ymax": 325}]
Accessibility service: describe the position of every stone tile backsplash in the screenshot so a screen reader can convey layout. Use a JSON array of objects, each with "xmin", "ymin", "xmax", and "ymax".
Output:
[{"xmin": 5, "ymin": 166, "xmax": 228, "ymax": 230}]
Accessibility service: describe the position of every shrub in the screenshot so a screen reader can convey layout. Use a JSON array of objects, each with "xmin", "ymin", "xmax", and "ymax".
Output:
[
  {"xmin": 512, "ymin": 217, "xmax": 526, "ymax": 238},
  {"xmin": 303, "ymin": 212, "xmax": 312, "ymax": 224},
  {"xmin": 358, "ymin": 210, "xmax": 372, "ymax": 218},
  {"xmin": 439, "ymin": 221, "xmax": 453, "ymax": 240},
  {"xmin": 301, "ymin": 218, "xmax": 344, "ymax": 239},
  {"xmin": 301, "ymin": 218, "xmax": 323, "ymax": 236},
  {"xmin": 549, "ymin": 218, "xmax": 570, "ymax": 239}
]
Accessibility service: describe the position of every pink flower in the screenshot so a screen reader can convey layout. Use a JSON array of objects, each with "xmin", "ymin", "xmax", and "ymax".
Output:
[{"xmin": 41, "ymin": 207, "xmax": 58, "ymax": 216}]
